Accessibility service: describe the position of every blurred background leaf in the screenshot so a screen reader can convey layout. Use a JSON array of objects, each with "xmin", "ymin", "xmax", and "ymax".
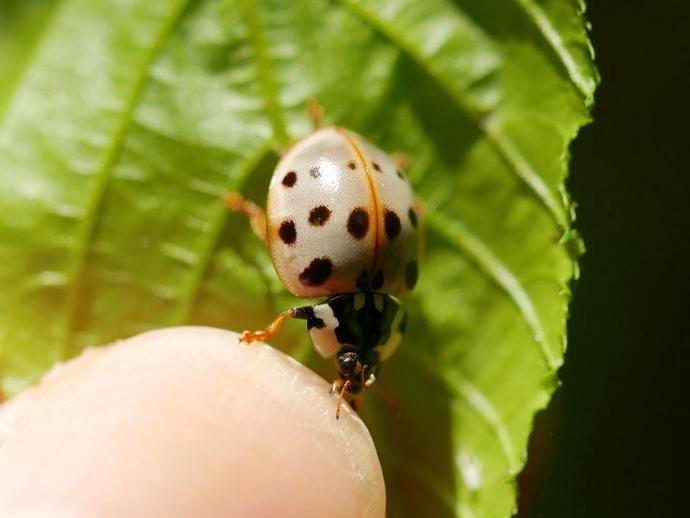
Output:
[{"xmin": 0, "ymin": 0, "xmax": 596, "ymax": 516}]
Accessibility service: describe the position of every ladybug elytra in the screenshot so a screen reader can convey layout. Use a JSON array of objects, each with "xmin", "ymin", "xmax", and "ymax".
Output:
[{"xmin": 225, "ymin": 104, "xmax": 420, "ymax": 418}]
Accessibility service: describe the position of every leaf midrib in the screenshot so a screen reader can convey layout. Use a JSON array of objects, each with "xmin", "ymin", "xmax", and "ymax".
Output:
[{"xmin": 59, "ymin": 0, "xmax": 193, "ymax": 357}]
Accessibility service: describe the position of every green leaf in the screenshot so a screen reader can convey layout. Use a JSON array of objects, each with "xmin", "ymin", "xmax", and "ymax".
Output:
[{"xmin": 0, "ymin": 0, "xmax": 597, "ymax": 515}]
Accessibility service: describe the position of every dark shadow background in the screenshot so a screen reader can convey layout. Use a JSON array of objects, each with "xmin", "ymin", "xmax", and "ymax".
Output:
[{"xmin": 518, "ymin": 2, "xmax": 689, "ymax": 516}]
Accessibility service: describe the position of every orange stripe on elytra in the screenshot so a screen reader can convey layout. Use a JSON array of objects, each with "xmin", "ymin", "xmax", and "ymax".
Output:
[{"xmin": 336, "ymin": 127, "xmax": 381, "ymax": 279}]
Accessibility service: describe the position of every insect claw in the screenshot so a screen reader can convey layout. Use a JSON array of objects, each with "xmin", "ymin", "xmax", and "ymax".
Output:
[
  {"xmin": 238, "ymin": 311, "xmax": 292, "ymax": 345},
  {"xmin": 239, "ymin": 330, "xmax": 260, "ymax": 344}
]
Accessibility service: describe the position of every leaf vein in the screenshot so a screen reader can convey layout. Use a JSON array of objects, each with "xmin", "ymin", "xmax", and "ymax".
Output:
[
  {"xmin": 408, "ymin": 346, "xmax": 521, "ymax": 474},
  {"xmin": 336, "ymin": 0, "xmax": 568, "ymax": 228},
  {"xmin": 170, "ymin": 141, "xmax": 274, "ymax": 324},
  {"xmin": 426, "ymin": 210, "xmax": 560, "ymax": 370},
  {"xmin": 59, "ymin": 0, "xmax": 192, "ymax": 357},
  {"xmin": 240, "ymin": 0, "xmax": 288, "ymax": 143},
  {"xmin": 444, "ymin": 370, "xmax": 521, "ymax": 474},
  {"xmin": 511, "ymin": 0, "xmax": 594, "ymax": 101}
]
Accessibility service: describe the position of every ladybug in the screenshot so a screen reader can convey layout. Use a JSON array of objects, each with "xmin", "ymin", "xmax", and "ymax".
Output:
[{"xmin": 224, "ymin": 104, "xmax": 421, "ymax": 418}]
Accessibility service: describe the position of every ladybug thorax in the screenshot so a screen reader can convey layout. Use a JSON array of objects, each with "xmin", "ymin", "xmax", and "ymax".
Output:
[
  {"xmin": 266, "ymin": 126, "xmax": 420, "ymax": 298},
  {"xmin": 293, "ymin": 292, "xmax": 406, "ymax": 364}
]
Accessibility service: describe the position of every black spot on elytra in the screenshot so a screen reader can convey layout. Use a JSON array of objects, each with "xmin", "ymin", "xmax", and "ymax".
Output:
[
  {"xmin": 347, "ymin": 160, "xmax": 357, "ymax": 170},
  {"xmin": 282, "ymin": 171, "xmax": 297, "ymax": 187},
  {"xmin": 299, "ymin": 257, "xmax": 333, "ymax": 286},
  {"xmin": 356, "ymin": 269, "xmax": 370, "ymax": 290},
  {"xmin": 408, "ymin": 207, "xmax": 418, "ymax": 228},
  {"xmin": 372, "ymin": 162, "xmax": 382, "ymax": 172},
  {"xmin": 405, "ymin": 260, "xmax": 418, "ymax": 289},
  {"xmin": 309, "ymin": 205, "xmax": 331, "ymax": 226},
  {"xmin": 278, "ymin": 220, "xmax": 296, "ymax": 245},
  {"xmin": 371, "ymin": 270, "xmax": 384, "ymax": 290},
  {"xmin": 347, "ymin": 208, "xmax": 369, "ymax": 240},
  {"xmin": 384, "ymin": 209, "xmax": 401, "ymax": 240},
  {"xmin": 309, "ymin": 166, "xmax": 320, "ymax": 178}
]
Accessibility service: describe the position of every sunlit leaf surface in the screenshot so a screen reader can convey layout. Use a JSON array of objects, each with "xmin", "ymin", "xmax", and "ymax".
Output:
[{"xmin": 0, "ymin": 0, "xmax": 597, "ymax": 515}]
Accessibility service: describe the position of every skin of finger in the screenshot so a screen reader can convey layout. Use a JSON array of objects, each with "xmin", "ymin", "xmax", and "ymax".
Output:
[{"xmin": 0, "ymin": 327, "xmax": 385, "ymax": 517}]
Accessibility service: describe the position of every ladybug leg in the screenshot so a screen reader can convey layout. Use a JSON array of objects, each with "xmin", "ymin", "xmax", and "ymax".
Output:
[
  {"xmin": 358, "ymin": 364, "xmax": 378, "ymax": 390},
  {"xmin": 346, "ymin": 369, "xmax": 369, "ymax": 414},
  {"xmin": 239, "ymin": 308, "xmax": 297, "ymax": 344},
  {"xmin": 349, "ymin": 394, "xmax": 365, "ymax": 412},
  {"xmin": 307, "ymin": 99, "xmax": 324, "ymax": 132},
  {"xmin": 334, "ymin": 380, "xmax": 352, "ymax": 420},
  {"xmin": 370, "ymin": 383, "xmax": 401, "ymax": 418},
  {"xmin": 360, "ymin": 364, "xmax": 368, "ymax": 388},
  {"xmin": 223, "ymin": 193, "xmax": 267, "ymax": 245}
]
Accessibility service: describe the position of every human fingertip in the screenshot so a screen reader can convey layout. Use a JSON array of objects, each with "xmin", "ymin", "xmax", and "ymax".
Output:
[{"xmin": 0, "ymin": 326, "xmax": 385, "ymax": 517}]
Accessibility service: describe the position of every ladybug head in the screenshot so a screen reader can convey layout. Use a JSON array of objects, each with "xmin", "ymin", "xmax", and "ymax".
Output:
[
  {"xmin": 336, "ymin": 349, "xmax": 377, "ymax": 394},
  {"xmin": 337, "ymin": 350, "xmax": 358, "ymax": 377}
]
